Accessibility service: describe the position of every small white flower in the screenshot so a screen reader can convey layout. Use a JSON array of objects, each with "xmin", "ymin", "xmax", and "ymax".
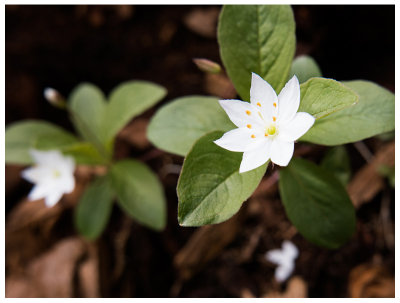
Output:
[
  {"xmin": 265, "ymin": 240, "xmax": 299, "ymax": 283},
  {"xmin": 214, "ymin": 73, "xmax": 315, "ymax": 173},
  {"xmin": 21, "ymin": 149, "xmax": 76, "ymax": 207}
]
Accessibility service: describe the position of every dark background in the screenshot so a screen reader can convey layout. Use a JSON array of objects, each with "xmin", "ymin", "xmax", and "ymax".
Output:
[{"xmin": 5, "ymin": 5, "xmax": 395, "ymax": 298}]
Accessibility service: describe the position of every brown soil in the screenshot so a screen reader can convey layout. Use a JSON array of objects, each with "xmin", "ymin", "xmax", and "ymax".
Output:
[{"xmin": 5, "ymin": 5, "xmax": 395, "ymax": 298}]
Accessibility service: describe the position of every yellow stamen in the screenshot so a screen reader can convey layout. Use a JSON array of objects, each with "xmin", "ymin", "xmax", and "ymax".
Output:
[
  {"xmin": 256, "ymin": 102, "xmax": 261, "ymax": 107},
  {"xmin": 267, "ymin": 125, "xmax": 276, "ymax": 135},
  {"xmin": 246, "ymin": 110, "xmax": 251, "ymax": 115},
  {"xmin": 247, "ymin": 124, "xmax": 252, "ymax": 129},
  {"xmin": 251, "ymin": 134, "xmax": 256, "ymax": 138},
  {"xmin": 273, "ymin": 116, "xmax": 276, "ymax": 122},
  {"xmin": 265, "ymin": 133, "xmax": 268, "ymax": 137}
]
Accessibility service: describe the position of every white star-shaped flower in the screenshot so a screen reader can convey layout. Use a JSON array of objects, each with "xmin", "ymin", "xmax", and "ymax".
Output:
[
  {"xmin": 214, "ymin": 73, "xmax": 315, "ymax": 173},
  {"xmin": 21, "ymin": 149, "xmax": 76, "ymax": 207},
  {"xmin": 265, "ymin": 240, "xmax": 299, "ymax": 283}
]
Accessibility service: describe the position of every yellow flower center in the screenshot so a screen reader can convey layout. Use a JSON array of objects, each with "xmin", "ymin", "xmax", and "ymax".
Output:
[
  {"xmin": 267, "ymin": 125, "xmax": 276, "ymax": 136},
  {"xmin": 53, "ymin": 170, "xmax": 61, "ymax": 178}
]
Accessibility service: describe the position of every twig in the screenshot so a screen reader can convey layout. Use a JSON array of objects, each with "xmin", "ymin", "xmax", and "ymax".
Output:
[{"xmin": 353, "ymin": 141, "xmax": 374, "ymax": 163}]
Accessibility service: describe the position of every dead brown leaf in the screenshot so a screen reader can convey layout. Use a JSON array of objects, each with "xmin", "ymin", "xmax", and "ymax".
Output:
[
  {"xmin": 348, "ymin": 263, "xmax": 395, "ymax": 298},
  {"xmin": 118, "ymin": 118, "xmax": 150, "ymax": 150},
  {"xmin": 183, "ymin": 7, "xmax": 220, "ymax": 38},
  {"xmin": 264, "ymin": 276, "xmax": 308, "ymax": 298},
  {"xmin": 174, "ymin": 212, "xmax": 242, "ymax": 281},
  {"xmin": 6, "ymin": 237, "xmax": 87, "ymax": 298},
  {"xmin": 204, "ymin": 73, "xmax": 236, "ymax": 99},
  {"xmin": 348, "ymin": 141, "xmax": 394, "ymax": 208}
]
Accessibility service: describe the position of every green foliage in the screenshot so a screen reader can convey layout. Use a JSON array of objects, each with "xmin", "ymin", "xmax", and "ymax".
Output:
[
  {"xmin": 289, "ymin": 55, "xmax": 322, "ymax": 83},
  {"xmin": 102, "ymin": 81, "xmax": 167, "ymax": 145},
  {"xmin": 177, "ymin": 131, "xmax": 267, "ymax": 226},
  {"xmin": 321, "ymin": 146, "xmax": 351, "ymax": 186},
  {"xmin": 5, "ymin": 120, "xmax": 78, "ymax": 165},
  {"xmin": 301, "ymin": 80, "xmax": 395, "ymax": 145},
  {"xmin": 35, "ymin": 136, "xmax": 105, "ymax": 165},
  {"xmin": 68, "ymin": 83, "xmax": 108, "ymax": 155},
  {"xmin": 218, "ymin": 5, "xmax": 296, "ymax": 100},
  {"xmin": 147, "ymin": 96, "xmax": 235, "ymax": 156},
  {"xmin": 279, "ymin": 158, "xmax": 356, "ymax": 249},
  {"xmin": 75, "ymin": 176, "xmax": 114, "ymax": 240},
  {"xmin": 298, "ymin": 77, "xmax": 359, "ymax": 120},
  {"xmin": 68, "ymin": 81, "xmax": 166, "ymax": 159},
  {"xmin": 110, "ymin": 159, "xmax": 167, "ymax": 231}
]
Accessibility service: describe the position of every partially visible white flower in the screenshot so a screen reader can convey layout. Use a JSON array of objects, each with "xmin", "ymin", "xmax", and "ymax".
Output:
[
  {"xmin": 214, "ymin": 73, "xmax": 315, "ymax": 173},
  {"xmin": 265, "ymin": 240, "xmax": 299, "ymax": 283},
  {"xmin": 21, "ymin": 149, "xmax": 76, "ymax": 207}
]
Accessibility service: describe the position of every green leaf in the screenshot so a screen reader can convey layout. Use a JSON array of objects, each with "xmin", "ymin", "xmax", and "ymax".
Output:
[
  {"xmin": 5, "ymin": 120, "xmax": 78, "ymax": 165},
  {"xmin": 103, "ymin": 81, "xmax": 167, "ymax": 144},
  {"xmin": 218, "ymin": 5, "xmax": 296, "ymax": 100},
  {"xmin": 289, "ymin": 55, "xmax": 322, "ymax": 83},
  {"xmin": 147, "ymin": 96, "xmax": 235, "ymax": 156},
  {"xmin": 301, "ymin": 80, "xmax": 395, "ymax": 145},
  {"xmin": 177, "ymin": 131, "xmax": 267, "ymax": 226},
  {"xmin": 320, "ymin": 146, "xmax": 351, "ymax": 186},
  {"xmin": 68, "ymin": 83, "xmax": 109, "ymax": 155},
  {"xmin": 75, "ymin": 176, "xmax": 114, "ymax": 240},
  {"xmin": 298, "ymin": 77, "xmax": 359, "ymax": 120},
  {"xmin": 279, "ymin": 158, "xmax": 356, "ymax": 249},
  {"xmin": 110, "ymin": 159, "xmax": 166, "ymax": 231},
  {"xmin": 35, "ymin": 136, "xmax": 106, "ymax": 165}
]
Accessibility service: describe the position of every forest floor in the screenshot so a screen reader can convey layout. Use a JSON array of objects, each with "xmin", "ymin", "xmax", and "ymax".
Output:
[{"xmin": 5, "ymin": 5, "xmax": 395, "ymax": 298}]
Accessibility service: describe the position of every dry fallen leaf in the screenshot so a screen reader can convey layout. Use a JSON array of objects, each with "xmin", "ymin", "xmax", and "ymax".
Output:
[
  {"xmin": 183, "ymin": 7, "xmax": 220, "ymax": 38},
  {"xmin": 348, "ymin": 141, "xmax": 394, "ymax": 208},
  {"xmin": 6, "ymin": 237, "xmax": 87, "ymax": 298},
  {"xmin": 348, "ymin": 263, "xmax": 395, "ymax": 298},
  {"xmin": 264, "ymin": 276, "xmax": 308, "ymax": 298}
]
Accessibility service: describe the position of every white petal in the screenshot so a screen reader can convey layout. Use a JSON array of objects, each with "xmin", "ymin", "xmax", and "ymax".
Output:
[
  {"xmin": 278, "ymin": 75, "xmax": 300, "ymax": 124},
  {"xmin": 29, "ymin": 149, "xmax": 63, "ymax": 165},
  {"xmin": 275, "ymin": 263, "xmax": 294, "ymax": 283},
  {"xmin": 270, "ymin": 139, "xmax": 294, "ymax": 167},
  {"xmin": 282, "ymin": 240, "xmax": 299, "ymax": 260},
  {"xmin": 61, "ymin": 174, "xmax": 75, "ymax": 194},
  {"xmin": 278, "ymin": 112, "xmax": 315, "ymax": 142},
  {"xmin": 214, "ymin": 128, "xmax": 264, "ymax": 152},
  {"xmin": 219, "ymin": 99, "xmax": 264, "ymax": 128},
  {"xmin": 250, "ymin": 72, "xmax": 278, "ymax": 121},
  {"xmin": 21, "ymin": 166, "xmax": 49, "ymax": 184},
  {"xmin": 27, "ymin": 183, "xmax": 51, "ymax": 201},
  {"xmin": 265, "ymin": 249, "xmax": 285, "ymax": 265},
  {"xmin": 44, "ymin": 191, "xmax": 63, "ymax": 207},
  {"xmin": 239, "ymin": 140, "xmax": 271, "ymax": 173}
]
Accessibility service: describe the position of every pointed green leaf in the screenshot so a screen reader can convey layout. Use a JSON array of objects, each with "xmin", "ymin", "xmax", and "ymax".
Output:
[
  {"xmin": 68, "ymin": 83, "xmax": 109, "ymax": 155},
  {"xmin": 147, "ymin": 96, "xmax": 235, "ymax": 156},
  {"xmin": 110, "ymin": 159, "xmax": 166, "ymax": 231},
  {"xmin": 178, "ymin": 131, "xmax": 267, "ymax": 226},
  {"xmin": 218, "ymin": 5, "xmax": 296, "ymax": 99},
  {"xmin": 103, "ymin": 81, "xmax": 167, "ymax": 144},
  {"xmin": 320, "ymin": 146, "xmax": 351, "ymax": 186},
  {"xmin": 298, "ymin": 77, "xmax": 359, "ymax": 120},
  {"xmin": 75, "ymin": 176, "xmax": 114, "ymax": 240},
  {"xmin": 300, "ymin": 80, "xmax": 395, "ymax": 145},
  {"xmin": 5, "ymin": 120, "xmax": 78, "ymax": 165},
  {"xmin": 279, "ymin": 158, "xmax": 356, "ymax": 249},
  {"xmin": 289, "ymin": 55, "xmax": 322, "ymax": 83}
]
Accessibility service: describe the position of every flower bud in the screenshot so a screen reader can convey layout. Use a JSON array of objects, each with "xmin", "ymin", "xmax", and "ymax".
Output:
[
  {"xmin": 193, "ymin": 58, "xmax": 222, "ymax": 74},
  {"xmin": 43, "ymin": 87, "xmax": 66, "ymax": 109}
]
